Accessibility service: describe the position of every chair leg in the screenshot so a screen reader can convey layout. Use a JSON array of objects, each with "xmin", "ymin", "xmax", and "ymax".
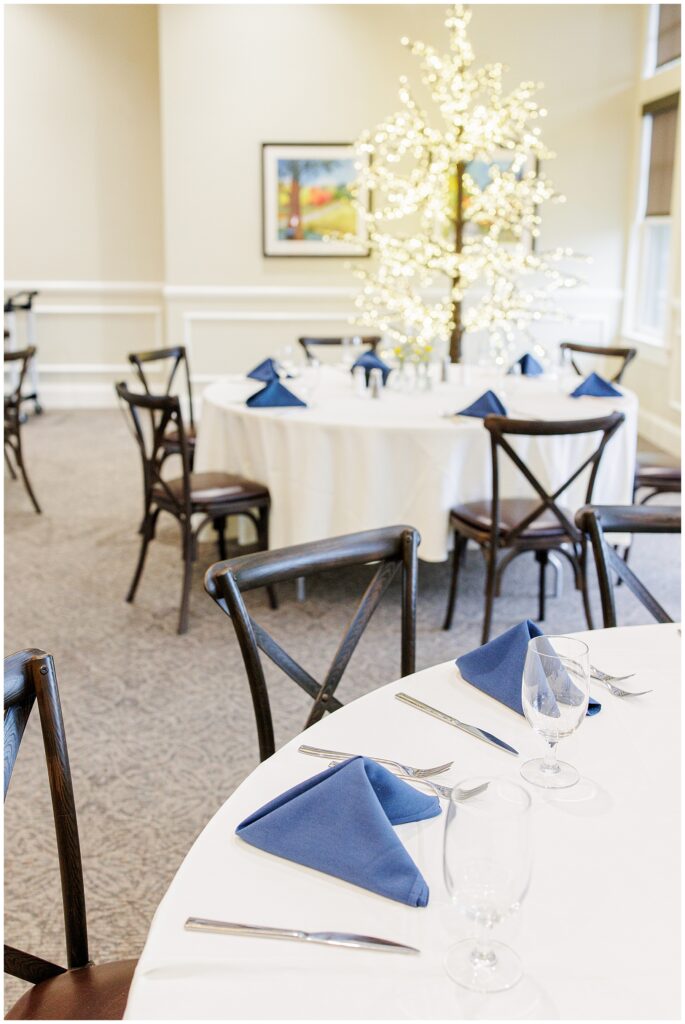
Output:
[
  {"xmin": 4, "ymin": 446, "xmax": 17, "ymax": 480},
  {"xmin": 14, "ymin": 434, "xmax": 41, "ymax": 514},
  {"xmin": 177, "ymin": 524, "xmax": 194, "ymax": 635},
  {"xmin": 214, "ymin": 515, "xmax": 227, "ymax": 560},
  {"xmin": 127, "ymin": 516, "xmax": 153, "ymax": 603},
  {"xmin": 579, "ymin": 540, "xmax": 594, "ymax": 631},
  {"xmin": 257, "ymin": 505, "xmax": 278, "ymax": 611},
  {"xmin": 442, "ymin": 532, "xmax": 465, "ymax": 630},
  {"xmin": 535, "ymin": 550, "xmax": 549, "ymax": 621},
  {"xmin": 481, "ymin": 548, "xmax": 497, "ymax": 645}
]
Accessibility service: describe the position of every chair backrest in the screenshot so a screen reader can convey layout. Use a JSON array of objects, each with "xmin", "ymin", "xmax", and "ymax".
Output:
[
  {"xmin": 128, "ymin": 345, "xmax": 194, "ymax": 429},
  {"xmin": 115, "ymin": 381, "xmax": 192, "ymax": 516},
  {"xmin": 4, "ymin": 649, "xmax": 89, "ymax": 983},
  {"xmin": 298, "ymin": 336, "xmax": 381, "ymax": 364},
  {"xmin": 575, "ymin": 504, "xmax": 681, "ymax": 627},
  {"xmin": 204, "ymin": 525, "xmax": 419, "ymax": 761},
  {"xmin": 483, "ymin": 412, "xmax": 625, "ymax": 547},
  {"xmin": 4, "ymin": 346, "xmax": 36, "ymax": 406},
  {"xmin": 559, "ymin": 342, "xmax": 637, "ymax": 383}
]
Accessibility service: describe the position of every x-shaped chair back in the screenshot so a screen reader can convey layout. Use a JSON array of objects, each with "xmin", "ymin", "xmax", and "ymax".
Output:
[
  {"xmin": 4, "ymin": 649, "xmax": 89, "ymax": 984},
  {"xmin": 484, "ymin": 411, "xmax": 625, "ymax": 550},
  {"xmin": 576, "ymin": 504, "xmax": 680, "ymax": 627},
  {"xmin": 204, "ymin": 525, "xmax": 419, "ymax": 761},
  {"xmin": 298, "ymin": 336, "xmax": 381, "ymax": 364},
  {"xmin": 128, "ymin": 346, "xmax": 195, "ymax": 431},
  {"xmin": 4, "ymin": 346, "xmax": 35, "ymax": 411},
  {"xmin": 559, "ymin": 342, "xmax": 637, "ymax": 384},
  {"xmin": 115, "ymin": 382, "xmax": 193, "ymax": 519}
]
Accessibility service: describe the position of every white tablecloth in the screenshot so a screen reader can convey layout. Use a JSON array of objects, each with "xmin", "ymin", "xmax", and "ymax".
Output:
[
  {"xmin": 194, "ymin": 367, "xmax": 638, "ymax": 561},
  {"xmin": 125, "ymin": 623, "xmax": 680, "ymax": 1020}
]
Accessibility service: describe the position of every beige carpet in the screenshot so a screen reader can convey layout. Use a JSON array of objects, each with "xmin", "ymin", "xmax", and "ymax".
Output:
[{"xmin": 4, "ymin": 408, "xmax": 680, "ymax": 1011}]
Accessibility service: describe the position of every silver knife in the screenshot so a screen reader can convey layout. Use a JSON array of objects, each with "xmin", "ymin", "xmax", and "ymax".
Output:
[
  {"xmin": 395, "ymin": 692, "xmax": 518, "ymax": 756},
  {"xmin": 185, "ymin": 918, "xmax": 419, "ymax": 954}
]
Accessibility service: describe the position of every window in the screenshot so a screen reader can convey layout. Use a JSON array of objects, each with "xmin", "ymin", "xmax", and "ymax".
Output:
[
  {"xmin": 656, "ymin": 5, "xmax": 681, "ymax": 69},
  {"xmin": 628, "ymin": 93, "xmax": 679, "ymax": 341}
]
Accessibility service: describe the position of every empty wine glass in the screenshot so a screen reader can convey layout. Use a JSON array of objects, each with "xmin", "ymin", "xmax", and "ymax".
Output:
[
  {"xmin": 521, "ymin": 635, "xmax": 590, "ymax": 789},
  {"xmin": 443, "ymin": 778, "xmax": 532, "ymax": 993},
  {"xmin": 279, "ymin": 343, "xmax": 297, "ymax": 378}
]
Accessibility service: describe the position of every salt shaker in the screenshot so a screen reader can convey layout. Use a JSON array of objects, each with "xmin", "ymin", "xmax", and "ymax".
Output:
[
  {"xmin": 441, "ymin": 356, "xmax": 450, "ymax": 383},
  {"xmin": 353, "ymin": 365, "xmax": 367, "ymax": 396},
  {"xmin": 369, "ymin": 367, "xmax": 383, "ymax": 398}
]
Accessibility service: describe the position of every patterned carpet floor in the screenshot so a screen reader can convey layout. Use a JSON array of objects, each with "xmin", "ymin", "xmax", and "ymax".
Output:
[{"xmin": 4, "ymin": 408, "xmax": 681, "ymax": 1011}]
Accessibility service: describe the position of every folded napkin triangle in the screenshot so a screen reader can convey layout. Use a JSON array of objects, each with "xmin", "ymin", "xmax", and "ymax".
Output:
[
  {"xmin": 570, "ymin": 372, "xmax": 622, "ymax": 399},
  {"xmin": 236, "ymin": 757, "xmax": 440, "ymax": 907},
  {"xmin": 246, "ymin": 379, "xmax": 307, "ymax": 408},
  {"xmin": 456, "ymin": 619, "xmax": 601, "ymax": 716},
  {"xmin": 351, "ymin": 350, "xmax": 392, "ymax": 385},
  {"xmin": 457, "ymin": 389, "xmax": 507, "ymax": 419},
  {"xmin": 246, "ymin": 357, "xmax": 291, "ymax": 382},
  {"xmin": 511, "ymin": 353, "xmax": 544, "ymax": 376}
]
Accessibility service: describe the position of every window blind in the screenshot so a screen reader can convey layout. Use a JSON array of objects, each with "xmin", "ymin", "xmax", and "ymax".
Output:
[
  {"xmin": 656, "ymin": 5, "xmax": 681, "ymax": 69},
  {"xmin": 643, "ymin": 93, "xmax": 679, "ymax": 216}
]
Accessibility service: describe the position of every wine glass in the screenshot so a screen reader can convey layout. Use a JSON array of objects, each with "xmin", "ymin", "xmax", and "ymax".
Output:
[
  {"xmin": 443, "ymin": 778, "xmax": 532, "ymax": 993},
  {"xmin": 521, "ymin": 635, "xmax": 590, "ymax": 789}
]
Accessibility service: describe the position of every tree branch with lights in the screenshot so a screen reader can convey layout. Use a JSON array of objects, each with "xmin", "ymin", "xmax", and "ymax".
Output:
[{"xmin": 350, "ymin": 4, "xmax": 581, "ymax": 365}]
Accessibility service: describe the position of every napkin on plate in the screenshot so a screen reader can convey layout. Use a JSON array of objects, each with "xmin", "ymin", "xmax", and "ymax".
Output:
[
  {"xmin": 351, "ymin": 350, "xmax": 392, "ymax": 385},
  {"xmin": 456, "ymin": 619, "xmax": 601, "ymax": 716},
  {"xmin": 236, "ymin": 756, "xmax": 440, "ymax": 907},
  {"xmin": 246, "ymin": 357, "xmax": 290, "ymax": 382},
  {"xmin": 510, "ymin": 353, "xmax": 544, "ymax": 377},
  {"xmin": 457, "ymin": 389, "xmax": 507, "ymax": 419},
  {"xmin": 246, "ymin": 379, "xmax": 307, "ymax": 408},
  {"xmin": 570, "ymin": 372, "xmax": 622, "ymax": 399}
]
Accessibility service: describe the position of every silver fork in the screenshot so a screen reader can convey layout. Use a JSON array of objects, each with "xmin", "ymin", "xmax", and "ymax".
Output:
[
  {"xmin": 298, "ymin": 744, "xmax": 452, "ymax": 779},
  {"xmin": 323, "ymin": 759, "xmax": 457, "ymax": 800},
  {"xmin": 590, "ymin": 666, "xmax": 652, "ymax": 698}
]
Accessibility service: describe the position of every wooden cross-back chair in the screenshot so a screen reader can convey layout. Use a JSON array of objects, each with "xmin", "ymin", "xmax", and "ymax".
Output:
[
  {"xmin": 128, "ymin": 346, "xmax": 196, "ymax": 467},
  {"xmin": 204, "ymin": 525, "xmax": 419, "ymax": 761},
  {"xmin": 575, "ymin": 504, "xmax": 681, "ymax": 628},
  {"xmin": 298, "ymin": 336, "xmax": 381, "ymax": 364},
  {"xmin": 4, "ymin": 347, "xmax": 41, "ymax": 513},
  {"xmin": 559, "ymin": 342, "xmax": 637, "ymax": 384},
  {"xmin": 443, "ymin": 411, "xmax": 625, "ymax": 643},
  {"xmin": 4, "ymin": 649, "xmax": 136, "ymax": 1019},
  {"xmin": 116, "ymin": 382, "xmax": 274, "ymax": 634}
]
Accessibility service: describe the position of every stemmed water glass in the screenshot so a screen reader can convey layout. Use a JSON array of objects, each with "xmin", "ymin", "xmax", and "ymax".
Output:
[
  {"xmin": 521, "ymin": 635, "xmax": 590, "ymax": 789},
  {"xmin": 443, "ymin": 778, "xmax": 532, "ymax": 993}
]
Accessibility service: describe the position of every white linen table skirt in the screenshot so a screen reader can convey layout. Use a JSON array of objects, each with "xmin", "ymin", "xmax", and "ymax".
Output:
[
  {"xmin": 125, "ymin": 623, "xmax": 680, "ymax": 1020},
  {"xmin": 194, "ymin": 367, "xmax": 638, "ymax": 561}
]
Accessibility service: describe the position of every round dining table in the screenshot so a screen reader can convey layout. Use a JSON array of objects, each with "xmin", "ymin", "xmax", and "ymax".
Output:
[
  {"xmin": 194, "ymin": 365, "xmax": 638, "ymax": 562},
  {"xmin": 125, "ymin": 622, "xmax": 680, "ymax": 1020}
]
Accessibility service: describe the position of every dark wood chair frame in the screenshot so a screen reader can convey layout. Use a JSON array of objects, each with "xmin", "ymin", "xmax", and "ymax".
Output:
[
  {"xmin": 4, "ymin": 650, "xmax": 136, "ymax": 1019},
  {"xmin": 559, "ymin": 341, "xmax": 637, "ymax": 384},
  {"xmin": 297, "ymin": 336, "xmax": 381, "ymax": 364},
  {"xmin": 128, "ymin": 346, "xmax": 196, "ymax": 466},
  {"xmin": 632, "ymin": 460, "xmax": 681, "ymax": 505},
  {"xmin": 575, "ymin": 504, "xmax": 680, "ymax": 628},
  {"xmin": 443, "ymin": 411, "xmax": 625, "ymax": 644},
  {"xmin": 116, "ymin": 382, "xmax": 274, "ymax": 634},
  {"xmin": 4, "ymin": 347, "xmax": 41, "ymax": 513},
  {"xmin": 204, "ymin": 525, "xmax": 419, "ymax": 761}
]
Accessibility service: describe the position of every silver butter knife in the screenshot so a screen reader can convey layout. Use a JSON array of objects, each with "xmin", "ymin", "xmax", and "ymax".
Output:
[
  {"xmin": 395, "ymin": 692, "xmax": 518, "ymax": 756},
  {"xmin": 185, "ymin": 918, "xmax": 419, "ymax": 954}
]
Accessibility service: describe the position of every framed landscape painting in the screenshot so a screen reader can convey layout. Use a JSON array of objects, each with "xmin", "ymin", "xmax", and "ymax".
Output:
[{"xmin": 262, "ymin": 143, "xmax": 369, "ymax": 257}]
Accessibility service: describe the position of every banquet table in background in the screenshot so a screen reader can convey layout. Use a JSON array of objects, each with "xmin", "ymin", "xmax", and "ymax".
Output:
[
  {"xmin": 124, "ymin": 623, "xmax": 680, "ymax": 1019},
  {"xmin": 194, "ymin": 366, "xmax": 638, "ymax": 561}
]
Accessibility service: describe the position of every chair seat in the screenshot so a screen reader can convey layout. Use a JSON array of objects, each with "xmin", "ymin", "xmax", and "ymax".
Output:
[
  {"xmin": 153, "ymin": 471, "xmax": 268, "ymax": 507},
  {"xmin": 163, "ymin": 425, "xmax": 197, "ymax": 448},
  {"xmin": 450, "ymin": 498, "xmax": 571, "ymax": 539},
  {"xmin": 6, "ymin": 959, "xmax": 137, "ymax": 1020}
]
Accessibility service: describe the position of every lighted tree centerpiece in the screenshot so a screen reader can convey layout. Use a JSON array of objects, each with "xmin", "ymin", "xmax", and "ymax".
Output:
[{"xmin": 350, "ymin": 4, "xmax": 579, "ymax": 364}]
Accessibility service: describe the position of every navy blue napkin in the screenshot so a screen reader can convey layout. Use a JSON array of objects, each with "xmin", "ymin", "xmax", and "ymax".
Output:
[
  {"xmin": 570, "ymin": 372, "xmax": 622, "ymax": 399},
  {"xmin": 351, "ymin": 350, "xmax": 392, "ymax": 385},
  {"xmin": 510, "ymin": 353, "xmax": 544, "ymax": 377},
  {"xmin": 246, "ymin": 379, "xmax": 307, "ymax": 408},
  {"xmin": 456, "ymin": 619, "xmax": 601, "ymax": 716},
  {"xmin": 236, "ymin": 756, "xmax": 440, "ymax": 906},
  {"xmin": 457, "ymin": 389, "xmax": 507, "ymax": 419},
  {"xmin": 247, "ymin": 358, "xmax": 291, "ymax": 383}
]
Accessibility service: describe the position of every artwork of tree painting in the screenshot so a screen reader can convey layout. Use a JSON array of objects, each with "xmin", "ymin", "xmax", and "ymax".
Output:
[{"xmin": 262, "ymin": 144, "xmax": 369, "ymax": 256}]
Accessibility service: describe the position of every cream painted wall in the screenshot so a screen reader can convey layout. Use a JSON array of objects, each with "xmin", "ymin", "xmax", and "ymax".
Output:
[{"xmin": 7, "ymin": 0, "xmax": 678, "ymax": 456}]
